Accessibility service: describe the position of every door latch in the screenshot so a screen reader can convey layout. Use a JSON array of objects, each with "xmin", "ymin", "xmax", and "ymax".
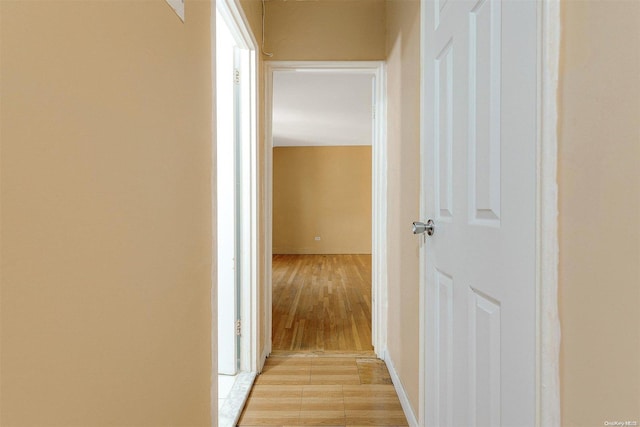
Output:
[{"xmin": 412, "ymin": 219, "xmax": 435, "ymax": 236}]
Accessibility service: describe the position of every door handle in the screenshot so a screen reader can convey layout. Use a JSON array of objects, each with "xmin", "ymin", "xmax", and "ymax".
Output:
[{"xmin": 412, "ymin": 219, "xmax": 435, "ymax": 236}]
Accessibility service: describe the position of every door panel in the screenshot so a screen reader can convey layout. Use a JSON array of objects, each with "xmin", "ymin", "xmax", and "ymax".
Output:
[
  {"xmin": 468, "ymin": 0, "xmax": 501, "ymax": 225},
  {"xmin": 468, "ymin": 287, "xmax": 501, "ymax": 426},
  {"xmin": 422, "ymin": 1, "xmax": 537, "ymax": 425},
  {"xmin": 435, "ymin": 269, "xmax": 454, "ymax": 425},
  {"xmin": 435, "ymin": 40, "xmax": 454, "ymax": 222}
]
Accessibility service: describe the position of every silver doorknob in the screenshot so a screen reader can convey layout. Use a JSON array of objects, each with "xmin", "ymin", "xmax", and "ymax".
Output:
[{"xmin": 412, "ymin": 219, "xmax": 435, "ymax": 236}]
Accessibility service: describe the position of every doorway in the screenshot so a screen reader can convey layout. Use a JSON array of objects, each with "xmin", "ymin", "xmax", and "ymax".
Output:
[
  {"xmin": 238, "ymin": 60, "xmax": 405, "ymax": 426},
  {"xmin": 214, "ymin": 1, "xmax": 258, "ymax": 426},
  {"xmin": 264, "ymin": 62, "xmax": 387, "ymax": 360}
]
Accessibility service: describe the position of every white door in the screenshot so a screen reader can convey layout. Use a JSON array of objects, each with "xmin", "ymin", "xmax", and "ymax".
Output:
[
  {"xmin": 217, "ymin": 8, "xmax": 240, "ymax": 376},
  {"xmin": 420, "ymin": 0, "xmax": 538, "ymax": 425}
]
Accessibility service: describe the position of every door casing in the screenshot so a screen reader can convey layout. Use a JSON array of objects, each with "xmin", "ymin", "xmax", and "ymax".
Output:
[
  {"xmin": 417, "ymin": 1, "xmax": 561, "ymax": 425},
  {"xmin": 212, "ymin": 0, "xmax": 260, "ymax": 408},
  {"xmin": 263, "ymin": 61, "xmax": 388, "ymax": 362}
]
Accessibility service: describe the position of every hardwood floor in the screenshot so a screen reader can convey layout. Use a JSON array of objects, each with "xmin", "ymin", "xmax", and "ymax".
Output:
[
  {"xmin": 237, "ymin": 255, "xmax": 409, "ymax": 426},
  {"xmin": 271, "ymin": 254, "xmax": 373, "ymax": 353},
  {"xmin": 238, "ymin": 356, "xmax": 408, "ymax": 426}
]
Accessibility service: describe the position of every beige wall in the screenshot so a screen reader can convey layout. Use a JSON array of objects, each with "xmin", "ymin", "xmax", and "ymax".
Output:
[
  {"xmin": 239, "ymin": 0, "xmax": 262, "ymax": 45},
  {"xmin": 264, "ymin": 0, "xmax": 386, "ymax": 61},
  {"xmin": 559, "ymin": 1, "xmax": 640, "ymax": 425},
  {"xmin": 0, "ymin": 1, "xmax": 213, "ymax": 425},
  {"xmin": 273, "ymin": 146, "xmax": 372, "ymax": 254},
  {"xmin": 385, "ymin": 0, "xmax": 422, "ymax": 415}
]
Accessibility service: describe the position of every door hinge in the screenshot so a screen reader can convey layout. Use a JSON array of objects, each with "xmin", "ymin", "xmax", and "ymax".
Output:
[
  {"xmin": 235, "ymin": 319, "xmax": 241, "ymax": 336},
  {"xmin": 234, "ymin": 69, "xmax": 240, "ymax": 85}
]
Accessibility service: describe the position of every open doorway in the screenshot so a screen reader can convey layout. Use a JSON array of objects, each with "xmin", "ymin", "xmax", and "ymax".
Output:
[
  {"xmin": 271, "ymin": 71, "xmax": 373, "ymax": 353},
  {"xmin": 214, "ymin": 1, "xmax": 258, "ymax": 426},
  {"xmin": 264, "ymin": 62, "xmax": 387, "ymax": 360}
]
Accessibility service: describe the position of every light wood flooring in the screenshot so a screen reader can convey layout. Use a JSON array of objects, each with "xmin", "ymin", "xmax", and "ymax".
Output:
[
  {"xmin": 271, "ymin": 254, "xmax": 373, "ymax": 353},
  {"xmin": 237, "ymin": 255, "xmax": 408, "ymax": 426},
  {"xmin": 238, "ymin": 356, "xmax": 408, "ymax": 426}
]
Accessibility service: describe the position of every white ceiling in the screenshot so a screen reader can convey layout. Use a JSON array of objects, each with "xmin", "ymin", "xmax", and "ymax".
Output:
[{"xmin": 272, "ymin": 71, "xmax": 373, "ymax": 147}]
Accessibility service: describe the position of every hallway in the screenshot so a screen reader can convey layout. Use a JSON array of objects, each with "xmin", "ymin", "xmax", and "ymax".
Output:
[{"xmin": 2, "ymin": 0, "xmax": 639, "ymax": 425}]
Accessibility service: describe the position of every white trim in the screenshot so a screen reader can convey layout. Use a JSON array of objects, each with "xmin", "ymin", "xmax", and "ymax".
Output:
[
  {"xmin": 385, "ymin": 354, "xmax": 419, "ymax": 427},
  {"xmin": 536, "ymin": 1, "xmax": 561, "ymax": 425},
  {"xmin": 417, "ymin": 0, "xmax": 561, "ymax": 425},
  {"xmin": 372, "ymin": 63, "xmax": 388, "ymax": 359},
  {"xmin": 263, "ymin": 61, "xmax": 388, "ymax": 358},
  {"xmin": 259, "ymin": 346, "xmax": 269, "ymax": 373},
  {"xmin": 210, "ymin": 2, "xmax": 218, "ymax": 423},
  {"xmin": 418, "ymin": 3, "xmax": 428, "ymax": 424},
  {"xmin": 212, "ymin": 1, "xmax": 259, "ymax": 424},
  {"xmin": 264, "ymin": 64, "xmax": 274, "ymax": 359},
  {"xmin": 217, "ymin": 0, "xmax": 258, "ymax": 51}
]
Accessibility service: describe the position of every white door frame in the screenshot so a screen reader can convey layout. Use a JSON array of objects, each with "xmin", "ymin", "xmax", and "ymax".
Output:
[
  {"xmin": 417, "ymin": 1, "xmax": 561, "ymax": 426},
  {"xmin": 214, "ymin": 0, "xmax": 260, "ymax": 374},
  {"xmin": 263, "ymin": 61, "xmax": 388, "ymax": 360}
]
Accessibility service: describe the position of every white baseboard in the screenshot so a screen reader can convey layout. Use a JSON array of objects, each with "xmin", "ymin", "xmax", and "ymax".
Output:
[
  {"xmin": 259, "ymin": 346, "xmax": 269, "ymax": 373},
  {"xmin": 376, "ymin": 346, "xmax": 387, "ymax": 361},
  {"xmin": 384, "ymin": 353, "xmax": 419, "ymax": 427}
]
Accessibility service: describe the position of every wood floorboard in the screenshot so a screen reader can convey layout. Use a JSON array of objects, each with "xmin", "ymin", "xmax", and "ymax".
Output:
[
  {"xmin": 238, "ymin": 357, "xmax": 408, "ymax": 426},
  {"xmin": 272, "ymin": 254, "xmax": 373, "ymax": 353}
]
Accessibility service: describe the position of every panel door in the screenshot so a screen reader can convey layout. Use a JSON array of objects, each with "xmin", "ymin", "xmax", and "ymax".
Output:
[{"xmin": 422, "ymin": 0, "xmax": 538, "ymax": 425}]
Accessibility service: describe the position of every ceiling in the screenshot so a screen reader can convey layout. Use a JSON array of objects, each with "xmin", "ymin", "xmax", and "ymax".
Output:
[{"xmin": 272, "ymin": 71, "xmax": 373, "ymax": 147}]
